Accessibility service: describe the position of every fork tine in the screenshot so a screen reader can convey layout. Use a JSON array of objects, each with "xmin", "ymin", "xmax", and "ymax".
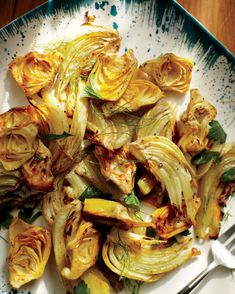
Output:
[
  {"xmin": 219, "ymin": 224, "xmax": 235, "ymax": 243},
  {"xmin": 226, "ymin": 234, "xmax": 235, "ymax": 250}
]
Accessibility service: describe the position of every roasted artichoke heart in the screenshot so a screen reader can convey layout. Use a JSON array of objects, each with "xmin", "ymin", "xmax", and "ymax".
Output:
[
  {"xmin": 101, "ymin": 68, "xmax": 163, "ymax": 116},
  {"xmin": 83, "ymin": 198, "xmax": 154, "ymax": 229},
  {"xmin": 0, "ymin": 107, "xmax": 41, "ymax": 171},
  {"xmin": 152, "ymin": 205, "xmax": 191, "ymax": 239},
  {"xmin": 140, "ymin": 53, "xmax": 193, "ymax": 93},
  {"xmin": 84, "ymin": 49, "xmax": 137, "ymax": 101},
  {"xmin": 53, "ymin": 200, "xmax": 100, "ymax": 280},
  {"xmin": 7, "ymin": 218, "xmax": 51, "ymax": 289},
  {"xmin": 195, "ymin": 143, "xmax": 235, "ymax": 239},
  {"xmin": 129, "ymin": 136, "xmax": 200, "ymax": 224},
  {"xmin": 136, "ymin": 100, "xmax": 177, "ymax": 140},
  {"xmin": 9, "ymin": 51, "xmax": 63, "ymax": 95},
  {"xmin": 94, "ymin": 145, "xmax": 136, "ymax": 194},
  {"xmin": 177, "ymin": 89, "xmax": 217, "ymax": 153},
  {"xmin": 102, "ymin": 227, "xmax": 196, "ymax": 282}
]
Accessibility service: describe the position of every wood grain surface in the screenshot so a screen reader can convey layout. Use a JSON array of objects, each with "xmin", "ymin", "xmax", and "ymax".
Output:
[{"xmin": 0, "ymin": 0, "xmax": 234, "ymax": 54}]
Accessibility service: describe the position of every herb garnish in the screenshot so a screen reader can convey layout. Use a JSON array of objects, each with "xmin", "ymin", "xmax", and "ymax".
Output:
[
  {"xmin": 42, "ymin": 131, "xmax": 73, "ymax": 141},
  {"xmin": 124, "ymin": 191, "xmax": 141, "ymax": 211},
  {"xmin": 78, "ymin": 186, "xmax": 111, "ymax": 202},
  {"xmin": 191, "ymin": 150, "xmax": 221, "ymax": 165},
  {"xmin": 220, "ymin": 167, "xmax": 235, "ymax": 182},
  {"xmin": 66, "ymin": 281, "xmax": 90, "ymax": 294},
  {"xmin": 146, "ymin": 227, "xmax": 156, "ymax": 238},
  {"xmin": 18, "ymin": 206, "xmax": 42, "ymax": 224},
  {"xmin": 208, "ymin": 120, "xmax": 227, "ymax": 144}
]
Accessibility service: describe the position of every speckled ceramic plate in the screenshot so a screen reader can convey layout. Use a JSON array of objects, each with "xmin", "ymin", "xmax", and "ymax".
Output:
[{"xmin": 0, "ymin": 0, "xmax": 235, "ymax": 294}]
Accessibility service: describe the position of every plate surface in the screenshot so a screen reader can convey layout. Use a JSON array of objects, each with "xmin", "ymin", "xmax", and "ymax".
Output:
[{"xmin": 0, "ymin": 0, "xmax": 235, "ymax": 294}]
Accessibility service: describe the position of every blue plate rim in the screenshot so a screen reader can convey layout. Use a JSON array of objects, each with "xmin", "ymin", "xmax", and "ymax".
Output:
[{"xmin": 0, "ymin": 0, "xmax": 234, "ymax": 65}]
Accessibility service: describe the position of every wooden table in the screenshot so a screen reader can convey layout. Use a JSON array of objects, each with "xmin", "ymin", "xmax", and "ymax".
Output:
[{"xmin": 0, "ymin": 0, "xmax": 234, "ymax": 54}]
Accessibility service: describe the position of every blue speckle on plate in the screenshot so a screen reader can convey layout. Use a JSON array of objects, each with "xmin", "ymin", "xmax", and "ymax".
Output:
[
  {"xmin": 110, "ymin": 5, "xmax": 118, "ymax": 16},
  {"xmin": 112, "ymin": 22, "xmax": 118, "ymax": 29}
]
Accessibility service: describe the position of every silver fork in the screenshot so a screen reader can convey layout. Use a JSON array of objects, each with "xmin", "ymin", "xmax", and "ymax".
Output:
[{"xmin": 177, "ymin": 224, "xmax": 235, "ymax": 294}]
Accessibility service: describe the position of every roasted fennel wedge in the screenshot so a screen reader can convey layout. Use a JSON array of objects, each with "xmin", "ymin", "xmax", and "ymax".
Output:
[
  {"xmin": 195, "ymin": 143, "xmax": 235, "ymax": 239},
  {"xmin": 53, "ymin": 200, "xmax": 100, "ymax": 282},
  {"xmin": 102, "ymin": 227, "xmax": 198, "ymax": 282}
]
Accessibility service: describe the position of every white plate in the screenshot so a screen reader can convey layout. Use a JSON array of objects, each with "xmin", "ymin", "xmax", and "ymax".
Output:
[{"xmin": 0, "ymin": 1, "xmax": 235, "ymax": 293}]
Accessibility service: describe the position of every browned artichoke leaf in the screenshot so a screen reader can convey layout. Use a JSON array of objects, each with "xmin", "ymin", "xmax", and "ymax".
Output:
[
  {"xmin": 21, "ymin": 140, "xmax": 54, "ymax": 191},
  {"xmin": 0, "ymin": 107, "xmax": 42, "ymax": 171},
  {"xmin": 177, "ymin": 89, "xmax": 217, "ymax": 153},
  {"xmin": 140, "ymin": 53, "xmax": 193, "ymax": 93},
  {"xmin": 53, "ymin": 200, "xmax": 100, "ymax": 281},
  {"xmin": 94, "ymin": 145, "xmax": 136, "ymax": 194},
  {"xmin": 151, "ymin": 205, "xmax": 191, "ymax": 239},
  {"xmin": 9, "ymin": 51, "xmax": 63, "ymax": 95},
  {"xmin": 7, "ymin": 218, "xmax": 51, "ymax": 289}
]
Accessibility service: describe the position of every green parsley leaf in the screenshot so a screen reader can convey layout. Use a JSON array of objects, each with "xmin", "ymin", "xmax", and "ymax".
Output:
[
  {"xmin": 124, "ymin": 191, "xmax": 141, "ymax": 211},
  {"xmin": 42, "ymin": 131, "xmax": 73, "ymax": 141},
  {"xmin": 18, "ymin": 207, "xmax": 42, "ymax": 224},
  {"xmin": 73, "ymin": 281, "xmax": 90, "ymax": 294},
  {"xmin": 0, "ymin": 213, "xmax": 13, "ymax": 229},
  {"xmin": 220, "ymin": 167, "xmax": 235, "ymax": 182},
  {"xmin": 34, "ymin": 154, "xmax": 44, "ymax": 161},
  {"xmin": 78, "ymin": 186, "xmax": 111, "ymax": 202},
  {"xmin": 122, "ymin": 278, "xmax": 143, "ymax": 294},
  {"xmin": 208, "ymin": 120, "xmax": 227, "ymax": 144},
  {"xmin": 146, "ymin": 227, "xmax": 156, "ymax": 238},
  {"xmin": 191, "ymin": 150, "xmax": 221, "ymax": 165},
  {"xmin": 179, "ymin": 230, "xmax": 191, "ymax": 236}
]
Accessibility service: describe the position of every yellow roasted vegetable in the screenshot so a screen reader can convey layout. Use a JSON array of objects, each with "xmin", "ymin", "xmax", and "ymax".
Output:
[
  {"xmin": 136, "ymin": 101, "xmax": 177, "ymax": 141},
  {"xmin": 53, "ymin": 200, "xmax": 100, "ymax": 280},
  {"xmin": 101, "ymin": 68, "xmax": 163, "ymax": 116},
  {"xmin": 140, "ymin": 53, "xmax": 193, "ymax": 93},
  {"xmin": 177, "ymin": 89, "xmax": 217, "ymax": 153},
  {"xmin": 195, "ymin": 143, "xmax": 235, "ymax": 239},
  {"xmin": 9, "ymin": 51, "xmax": 63, "ymax": 95},
  {"xmin": 7, "ymin": 218, "xmax": 51, "ymax": 289},
  {"xmin": 94, "ymin": 145, "xmax": 136, "ymax": 194},
  {"xmin": 152, "ymin": 205, "xmax": 191, "ymax": 239},
  {"xmin": 102, "ymin": 227, "xmax": 197, "ymax": 282},
  {"xmin": 129, "ymin": 136, "xmax": 200, "ymax": 224},
  {"xmin": 0, "ymin": 107, "xmax": 41, "ymax": 171},
  {"xmin": 84, "ymin": 49, "xmax": 137, "ymax": 101},
  {"xmin": 137, "ymin": 174, "xmax": 157, "ymax": 195},
  {"xmin": 83, "ymin": 198, "xmax": 154, "ymax": 229},
  {"xmin": 81, "ymin": 266, "xmax": 111, "ymax": 294}
]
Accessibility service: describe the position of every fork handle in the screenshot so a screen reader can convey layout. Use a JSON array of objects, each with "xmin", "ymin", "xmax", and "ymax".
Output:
[{"xmin": 177, "ymin": 261, "xmax": 218, "ymax": 294}]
